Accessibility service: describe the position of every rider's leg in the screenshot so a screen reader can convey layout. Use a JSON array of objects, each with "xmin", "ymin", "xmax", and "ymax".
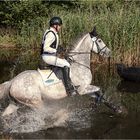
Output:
[
  {"xmin": 63, "ymin": 66, "xmax": 78, "ymax": 96},
  {"xmin": 42, "ymin": 55, "xmax": 78, "ymax": 96},
  {"xmin": 42, "ymin": 55, "xmax": 70, "ymax": 67}
]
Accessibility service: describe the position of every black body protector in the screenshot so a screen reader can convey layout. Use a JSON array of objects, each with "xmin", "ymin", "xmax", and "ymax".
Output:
[{"xmin": 41, "ymin": 30, "xmax": 57, "ymax": 55}]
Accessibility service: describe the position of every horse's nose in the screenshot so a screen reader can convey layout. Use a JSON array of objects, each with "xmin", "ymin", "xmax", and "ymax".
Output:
[
  {"xmin": 108, "ymin": 51, "xmax": 112, "ymax": 57},
  {"xmin": 106, "ymin": 50, "xmax": 111, "ymax": 58}
]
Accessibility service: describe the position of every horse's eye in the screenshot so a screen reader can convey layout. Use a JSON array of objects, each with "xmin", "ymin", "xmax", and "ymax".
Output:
[{"xmin": 98, "ymin": 39, "xmax": 102, "ymax": 43}]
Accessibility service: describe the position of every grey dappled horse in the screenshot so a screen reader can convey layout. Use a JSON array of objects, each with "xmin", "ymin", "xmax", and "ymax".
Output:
[{"xmin": 0, "ymin": 27, "xmax": 111, "ymax": 116}]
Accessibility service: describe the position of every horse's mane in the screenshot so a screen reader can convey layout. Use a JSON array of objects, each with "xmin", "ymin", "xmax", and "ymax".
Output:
[{"xmin": 68, "ymin": 32, "xmax": 88, "ymax": 51}]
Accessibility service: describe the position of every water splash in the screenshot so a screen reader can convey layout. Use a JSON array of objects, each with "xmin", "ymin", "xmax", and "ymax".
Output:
[
  {"xmin": 0, "ymin": 96, "xmax": 96, "ymax": 134},
  {"xmin": 1, "ymin": 104, "xmax": 69, "ymax": 133}
]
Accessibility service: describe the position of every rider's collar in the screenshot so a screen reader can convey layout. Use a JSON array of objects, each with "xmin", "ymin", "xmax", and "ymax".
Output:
[{"xmin": 50, "ymin": 27, "xmax": 58, "ymax": 34}]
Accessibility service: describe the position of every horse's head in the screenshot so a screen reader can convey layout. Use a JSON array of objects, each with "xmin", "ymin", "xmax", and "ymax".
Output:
[{"xmin": 89, "ymin": 27, "xmax": 111, "ymax": 57}]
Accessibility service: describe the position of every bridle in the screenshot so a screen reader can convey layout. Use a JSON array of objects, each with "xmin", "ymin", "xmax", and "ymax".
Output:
[
  {"xmin": 68, "ymin": 36, "xmax": 107, "ymax": 55},
  {"xmin": 66, "ymin": 36, "xmax": 108, "ymax": 69},
  {"xmin": 92, "ymin": 37, "xmax": 107, "ymax": 56}
]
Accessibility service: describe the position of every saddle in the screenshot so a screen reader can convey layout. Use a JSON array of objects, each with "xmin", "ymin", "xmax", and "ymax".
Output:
[
  {"xmin": 38, "ymin": 58, "xmax": 79, "ymax": 96},
  {"xmin": 38, "ymin": 58, "xmax": 54, "ymax": 70},
  {"xmin": 38, "ymin": 58, "xmax": 61, "ymax": 86}
]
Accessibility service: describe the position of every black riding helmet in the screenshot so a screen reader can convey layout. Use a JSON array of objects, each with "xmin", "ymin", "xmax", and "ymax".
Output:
[{"xmin": 49, "ymin": 17, "xmax": 62, "ymax": 26}]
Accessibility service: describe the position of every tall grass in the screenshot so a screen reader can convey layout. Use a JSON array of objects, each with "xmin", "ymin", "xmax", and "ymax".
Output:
[{"xmin": 0, "ymin": 0, "xmax": 139, "ymax": 65}]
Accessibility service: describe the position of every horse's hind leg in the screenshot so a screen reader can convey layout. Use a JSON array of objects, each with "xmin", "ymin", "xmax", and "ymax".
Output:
[
  {"xmin": 9, "ymin": 74, "xmax": 44, "ymax": 108},
  {"xmin": 2, "ymin": 103, "xmax": 18, "ymax": 116}
]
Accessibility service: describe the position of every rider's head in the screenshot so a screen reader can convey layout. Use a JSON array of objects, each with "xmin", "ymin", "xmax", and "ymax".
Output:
[{"xmin": 49, "ymin": 17, "xmax": 62, "ymax": 32}]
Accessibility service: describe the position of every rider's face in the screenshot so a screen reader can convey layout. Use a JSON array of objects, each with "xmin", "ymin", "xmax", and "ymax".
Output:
[
  {"xmin": 53, "ymin": 25, "xmax": 61, "ymax": 32},
  {"xmin": 57, "ymin": 25, "xmax": 62, "ymax": 32}
]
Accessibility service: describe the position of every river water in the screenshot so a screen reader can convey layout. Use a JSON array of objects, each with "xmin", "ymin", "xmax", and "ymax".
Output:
[{"xmin": 0, "ymin": 57, "xmax": 140, "ymax": 139}]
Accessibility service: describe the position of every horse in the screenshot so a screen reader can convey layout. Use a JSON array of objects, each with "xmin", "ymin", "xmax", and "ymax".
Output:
[{"xmin": 0, "ymin": 27, "xmax": 112, "ymax": 116}]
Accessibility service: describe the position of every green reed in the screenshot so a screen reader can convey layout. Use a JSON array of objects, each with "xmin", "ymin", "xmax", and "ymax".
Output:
[{"xmin": 0, "ymin": 0, "xmax": 139, "ymax": 64}]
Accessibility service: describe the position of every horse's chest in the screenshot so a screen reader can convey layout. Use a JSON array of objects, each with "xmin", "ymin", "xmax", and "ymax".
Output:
[{"xmin": 71, "ymin": 66, "xmax": 92, "ymax": 85}]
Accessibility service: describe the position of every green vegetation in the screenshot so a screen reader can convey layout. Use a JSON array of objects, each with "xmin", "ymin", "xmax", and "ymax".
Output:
[{"xmin": 0, "ymin": 0, "xmax": 139, "ymax": 64}]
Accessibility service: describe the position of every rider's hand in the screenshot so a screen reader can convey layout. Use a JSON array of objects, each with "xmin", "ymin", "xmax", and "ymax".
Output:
[{"xmin": 57, "ymin": 45, "xmax": 66, "ymax": 54}]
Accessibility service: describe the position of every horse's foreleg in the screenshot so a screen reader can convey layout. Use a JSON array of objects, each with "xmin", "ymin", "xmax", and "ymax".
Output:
[
  {"xmin": 81, "ymin": 85, "xmax": 101, "ymax": 95},
  {"xmin": 84, "ymin": 85, "xmax": 127, "ymax": 115}
]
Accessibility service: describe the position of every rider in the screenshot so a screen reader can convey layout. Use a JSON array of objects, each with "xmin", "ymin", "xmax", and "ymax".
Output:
[{"xmin": 41, "ymin": 16, "xmax": 77, "ymax": 96}]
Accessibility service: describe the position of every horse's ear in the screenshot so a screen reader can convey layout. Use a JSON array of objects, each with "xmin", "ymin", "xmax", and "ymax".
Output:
[
  {"xmin": 93, "ymin": 26, "xmax": 96, "ymax": 32},
  {"xmin": 89, "ymin": 26, "xmax": 98, "ymax": 37}
]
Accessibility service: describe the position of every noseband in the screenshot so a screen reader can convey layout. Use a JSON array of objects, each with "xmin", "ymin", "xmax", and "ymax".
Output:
[{"xmin": 92, "ymin": 37, "xmax": 107, "ymax": 55}]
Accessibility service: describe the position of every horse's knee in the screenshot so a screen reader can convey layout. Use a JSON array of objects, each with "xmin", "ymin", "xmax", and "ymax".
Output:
[{"xmin": 80, "ymin": 85, "xmax": 100, "ymax": 95}]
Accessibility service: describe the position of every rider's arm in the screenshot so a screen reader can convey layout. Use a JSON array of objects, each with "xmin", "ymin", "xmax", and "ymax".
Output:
[{"xmin": 43, "ymin": 32, "xmax": 57, "ymax": 53}]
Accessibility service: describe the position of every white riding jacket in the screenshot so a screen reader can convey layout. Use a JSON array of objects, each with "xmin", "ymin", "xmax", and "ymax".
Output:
[
  {"xmin": 41, "ymin": 27, "xmax": 70, "ymax": 68},
  {"xmin": 42, "ymin": 27, "xmax": 59, "ymax": 54}
]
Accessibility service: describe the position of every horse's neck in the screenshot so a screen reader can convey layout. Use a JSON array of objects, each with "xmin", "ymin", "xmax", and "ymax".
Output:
[
  {"xmin": 70, "ymin": 34, "xmax": 92, "ymax": 86},
  {"xmin": 72, "ymin": 34, "xmax": 91, "ymax": 66}
]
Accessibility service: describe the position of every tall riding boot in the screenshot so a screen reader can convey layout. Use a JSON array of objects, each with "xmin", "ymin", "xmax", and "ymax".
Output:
[{"xmin": 63, "ymin": 66, "xmax": 78, "ymax": 96}]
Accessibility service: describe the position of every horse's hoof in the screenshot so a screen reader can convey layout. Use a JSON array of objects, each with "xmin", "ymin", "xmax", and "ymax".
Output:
[
  {"xmin": 70, "ymin": 91, "xmax": 79, "ymax": 97},
  {"xmin": 115, "ymin": 105, "xmax": 128, "ymax": 116}
]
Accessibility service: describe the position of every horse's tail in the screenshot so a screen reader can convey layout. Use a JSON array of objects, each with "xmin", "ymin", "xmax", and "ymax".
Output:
[{"xmin": 0, "ymin": 81, "xmax": 11, "ymax": 100}]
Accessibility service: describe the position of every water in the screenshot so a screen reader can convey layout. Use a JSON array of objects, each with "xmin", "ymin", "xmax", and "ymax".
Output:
[{"xmin": 0, "ymin": 58, "xmax": 140, "ymax": 139}]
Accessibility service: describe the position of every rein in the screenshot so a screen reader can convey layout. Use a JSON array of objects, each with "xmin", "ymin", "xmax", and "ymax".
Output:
[
  {"xmin": 66, "ymin": 51, "xmax": 91, "ymax": 69},
  {"xmin": 70, "ymin": 57, "xmax": 91, "ymax": 69},
  {"xmin": 68, "ymin": 51, "xmax": 91, "ymax": 56},
  {"xmin": 65, "ymin": 36, "xmax": 108, "ymax": 69}
]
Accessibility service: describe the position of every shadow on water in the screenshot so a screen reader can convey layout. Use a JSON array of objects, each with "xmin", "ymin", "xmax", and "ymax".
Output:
[
  {"xmin": 0, "ymin": 55, "xmax": 140, "ymax": 139},
  {"xmin": 117, "ymin": 80, "xmax": 140, "ymax": 93}
]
